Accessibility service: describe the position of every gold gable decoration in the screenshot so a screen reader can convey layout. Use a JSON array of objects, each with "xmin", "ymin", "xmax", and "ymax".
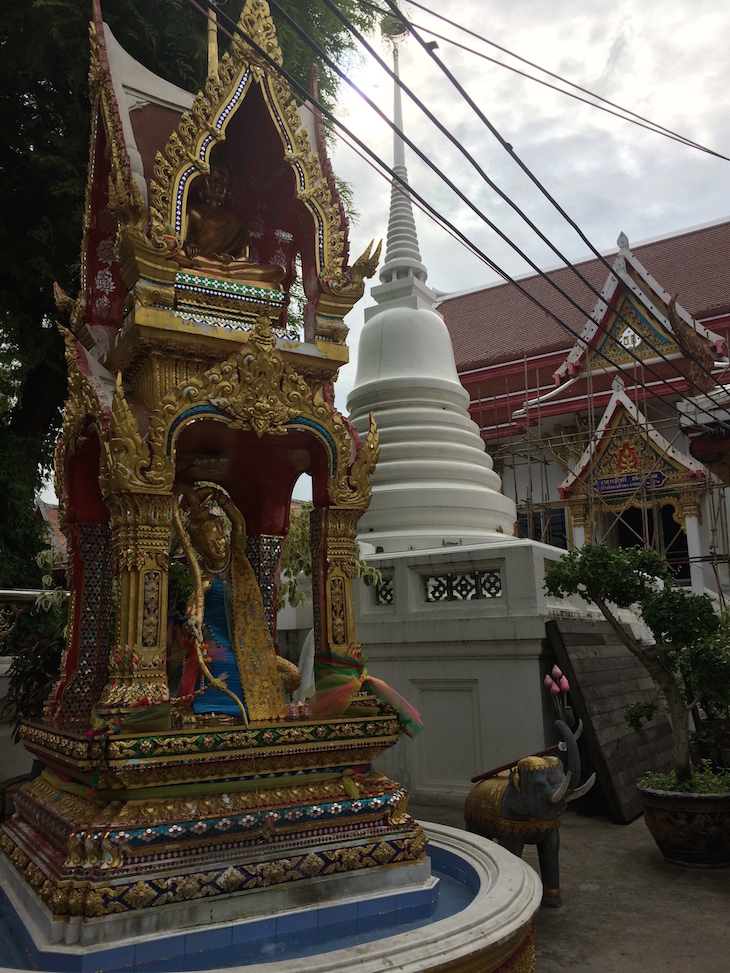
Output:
[
  {"xmin": 593, "ymin": 412, "xmax": 688, "ymax": 487},
  {"xmin": 147, "ymin": 315, "xmax": 358, "ymax": 472},
  {"xmin": 88, "ymin": 21, "xmax": 147, "ymax": 253},
  {"xmin": 0, "ymin": 6, "xmax": 432, "ymax": 945},
  {"xmin": 589, "ymin": 296, "xmax": 676, "ymax": 371}
]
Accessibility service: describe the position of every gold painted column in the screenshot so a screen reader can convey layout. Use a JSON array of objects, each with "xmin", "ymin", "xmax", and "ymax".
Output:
[
  {"xmin": 97, "ymin": 491, "xmax": 172, "ymax": 714},
  {"xmin": 569, "ymin": 499, "xmax": 589, "ymax": 548},
  {"xmin": 324, "ymin": 508, "xmax": 362, "ymax": 661}
]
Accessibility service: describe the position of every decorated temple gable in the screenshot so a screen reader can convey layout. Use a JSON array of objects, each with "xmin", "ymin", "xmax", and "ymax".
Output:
[
  {"xmin": 560, "ymin": 382, "xmax": 704, "ymax": 500},
  {"xmin": 559, "ymin": 378, "xmax": 707, "ymax": 565},
  {"xmin": 554, "ymin": 232, "xmax": 725, "ymax": 386}
]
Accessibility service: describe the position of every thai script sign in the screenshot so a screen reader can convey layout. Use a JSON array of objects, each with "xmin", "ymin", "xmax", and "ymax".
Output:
[{"xmin": 594, "ymin": 470, "xmax": 667, "ymax": 493}]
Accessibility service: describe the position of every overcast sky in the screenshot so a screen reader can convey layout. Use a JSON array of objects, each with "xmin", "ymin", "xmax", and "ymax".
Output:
[{"xmin": 330, "ymin": 0, "xmax": 730, "ymax": 409}]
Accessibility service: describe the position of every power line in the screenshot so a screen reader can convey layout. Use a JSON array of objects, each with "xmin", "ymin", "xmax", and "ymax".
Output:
[
  {"xmin": 402, "ymin": 0, "xmax": 730, "ymax": 163},
  {"xmin": 322, "ymin": 0, "xmax": 730, "ymax": 418},
  {"xmin": 191, "ymin": 1, "xmax": 729, "ymax": 433},
  {"xmin": 378, "ymin": 0, "xmax": 730, "ymax": 416},
  {"xmin": 406, "ymin": 23, "xmax": 730, "ymax": 161}
]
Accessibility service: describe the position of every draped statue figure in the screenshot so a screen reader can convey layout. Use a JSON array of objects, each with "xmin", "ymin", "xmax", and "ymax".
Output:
[{"xmin": 171, "ymin": 483, "xmax": 300, "ymax": 723}]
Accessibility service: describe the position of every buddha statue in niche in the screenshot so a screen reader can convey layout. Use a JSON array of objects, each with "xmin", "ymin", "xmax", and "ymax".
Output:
[{"xmin": 177, "ymin": 163, "xmax": 285, "ymax": 285}]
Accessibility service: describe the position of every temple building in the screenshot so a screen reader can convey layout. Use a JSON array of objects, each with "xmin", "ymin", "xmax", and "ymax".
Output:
[{"xmin": 439, "ymin": 220, "xmax": 730, "ymax": 598}]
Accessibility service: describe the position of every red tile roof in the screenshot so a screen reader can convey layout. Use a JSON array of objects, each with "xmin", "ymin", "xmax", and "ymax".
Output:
[{"xmin": 440, "ymin": 220, "xmax": 730, "ymax": 372}]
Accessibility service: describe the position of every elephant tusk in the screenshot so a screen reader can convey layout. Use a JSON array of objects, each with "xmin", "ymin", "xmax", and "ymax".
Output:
[
  {"xmin": 574, "ymin": 719, "xmax": 584, "ymax": 741},
  {"xmin": 567, "ymin": 773, "xmax": 596, "ymax": 802},
  {"xmin": 550, "ymin": 770, "xmax": 572, "ymax": 804}
]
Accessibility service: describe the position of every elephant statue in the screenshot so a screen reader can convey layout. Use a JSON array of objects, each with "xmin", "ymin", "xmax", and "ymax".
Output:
[{"xmin": 464, "ymin": 718, "xmax": 595, "ymax": 907}]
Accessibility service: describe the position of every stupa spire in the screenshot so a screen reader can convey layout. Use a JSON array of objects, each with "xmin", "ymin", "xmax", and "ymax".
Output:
[
  {"xmin": 380, "ymin": 44, "xmax": 426, "ymax": 284},
  {"xmin": 370, "ymin": 36, "xmax": 432, "ymax": 310}
]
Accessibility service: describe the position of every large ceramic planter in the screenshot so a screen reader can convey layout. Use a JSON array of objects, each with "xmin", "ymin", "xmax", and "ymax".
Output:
[{"xmin": 638, "ymin": 786, "xmax": 730, "ymax": 868}]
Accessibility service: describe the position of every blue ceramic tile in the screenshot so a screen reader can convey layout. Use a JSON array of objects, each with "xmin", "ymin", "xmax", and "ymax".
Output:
[
  {"xmin": 310, "ymin": 918, "xmax": 351, "ymax": 945},
  {"xmin": 357, "ymin": 894, "xmax": 395, "ymax": 919},
  {"xmin": 36, "ymin": 951, "xmax": 80, "ymax": 973},
  {"xmin": 81, "ymin": 944, "xmax": 136, "ymax": 973},
  {"xmin": 135, "ymin": 936, "xmax": 186, "ymax": 967},
  {"xmin": 231, "ymin": 916, "xmax": 276, "ymax": 945},
  {"xmin": 317, "ymin": 902, "xmax": 357, "ymax": 927},
  {"xmin": 131, "ymin": 957, "xmax": 181, "ymax": 973},
  {"xmin": 357, "ymin": 910, "xmax": 398, "ymax": 935},
  {"xmin": 277, "ymin": 924, "xmax": 321, "ymax": 954},
  {"xmin": 395, "ymin": 887, "xmax": 432, "ymax": 911},
  {"xmin": 243, "ymin": 938, "xmax": 280, "ymax": 964},
  {"xmin": 9, "ymin": 920, "xmax": 37, "ymax": 967},
  {"xmin": 394, "ymin": 902, "xmax": 433, "ymax": 924},
  {"xmin": 276, "ymin": 908, "xmax": 318, "ymax": 936},
  {"xmin": 183, "ymin": 941, "xmax": 232, "ymax": 971},
  {"xmin": 184, "ymin": 925, "xmax": 231, "ymax": 955}
]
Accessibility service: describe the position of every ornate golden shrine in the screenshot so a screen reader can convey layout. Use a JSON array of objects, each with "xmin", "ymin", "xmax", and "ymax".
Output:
[{"xmin": 1, "ymin": 0, "xmax": 425, "ymax": 935}]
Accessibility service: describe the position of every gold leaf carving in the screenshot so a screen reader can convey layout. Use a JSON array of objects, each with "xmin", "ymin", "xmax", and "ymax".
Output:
[
  {"xmin": 101, "ymin": 374, "xmax": 174, "ymax": 495},
  {"xmin": 328, "ymin": 414, "xmax": 380, "ymax": 510}
]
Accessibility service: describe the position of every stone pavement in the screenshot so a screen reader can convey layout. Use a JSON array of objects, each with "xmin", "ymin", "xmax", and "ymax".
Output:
[{"xmin": 409, "ymin": 802, "xmax": 730, "ymax": 973}]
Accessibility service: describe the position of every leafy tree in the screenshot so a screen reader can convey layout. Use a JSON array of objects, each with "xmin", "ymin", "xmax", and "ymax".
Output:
[
  {"xmin": 545, "ymin": 544, "xmax": 725, "ymax": 782},
  {"xmin": 278, "ymin": 501, "xmax": 381, "ymax": 608},
  {"xmin": 0, "ymin": 0, "xmax": 377, "ymax": 587}
]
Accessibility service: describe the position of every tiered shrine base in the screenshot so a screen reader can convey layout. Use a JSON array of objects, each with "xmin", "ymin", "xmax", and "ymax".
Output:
[{"xmin": 1, "ymin": 713, "xmax": 427, "ymax": 947}]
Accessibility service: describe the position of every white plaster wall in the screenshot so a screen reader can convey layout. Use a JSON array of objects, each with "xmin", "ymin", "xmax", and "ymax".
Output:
[{"xmin": 354, "ymin": 540, "xmax": 598, "ymax": 803}]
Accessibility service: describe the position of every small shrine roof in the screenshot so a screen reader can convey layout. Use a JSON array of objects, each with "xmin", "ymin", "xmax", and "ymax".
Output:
[
  {"xmin": 96, "ymin": 13, "xmax": 194, "ymax": 203},
  {"xmin": 440, "ymin": 219, "xmax": 730, "ymax": 373}
]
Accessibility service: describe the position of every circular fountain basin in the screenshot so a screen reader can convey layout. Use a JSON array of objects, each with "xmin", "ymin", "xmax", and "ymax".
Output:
[{"xmin": 0, "ymin": 823, "xmax": 541, "ymax": 973}]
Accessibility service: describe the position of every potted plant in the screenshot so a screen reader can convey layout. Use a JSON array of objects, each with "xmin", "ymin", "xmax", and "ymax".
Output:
[{"xmin": 544, "ymin": 543, "xmax": 730, "ymax": 867}]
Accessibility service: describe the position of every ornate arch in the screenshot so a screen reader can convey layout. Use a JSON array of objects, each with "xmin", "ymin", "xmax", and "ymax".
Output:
[
  {"xmin": 146, "ymin": 0, "xmax": 346, "ymax": 284},
  {"xmin": 147, "ymin": 317, "xmax": 354, "ymax": 484}
]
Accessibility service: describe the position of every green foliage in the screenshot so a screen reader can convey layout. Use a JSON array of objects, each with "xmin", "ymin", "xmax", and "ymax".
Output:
[
  {"xmin": 0, "ymin": 432, "xmax": 46, "ymax": 586},
  {"xmin": 544, "ymin": 543, "xmax": 673, "ymax": 608},
  {"xmin": 639, "ymin": 760, "xmax": 730, "ymax": 794},
  {"xmin": 278, "ymin": 502, "xmax": 313, "ymax": 609},
  {"xmin": 624, "ymin": 700, "xmax": 658, "ymax": 733},
  {"xmin": 168, "ymin": 561, "xmax": 194, "ymax": 618},
  {"xmin": 545, "ymin": 544, "xmax": 718, "ymax": 656},
  {"xmin": 356, "ymin": 559, "xmax": 381, "ymax": 588},
  {"xmin": 272, "ymin": 1, "xmax": 378, "ymax": 115},
  {"xmin": 546, "ymin": 543, "xmax": 726, "ymax": 783},
  {"xmin": 680, "ymin": 610, "xmax": 730, "ymax": 718},
  {"xmin": 277, "ymin": 501, "xmax": 382, "ymax": 608},
  {"xmin": 3, "ymin": 598, "xmax": 66, "ymax": 742}
]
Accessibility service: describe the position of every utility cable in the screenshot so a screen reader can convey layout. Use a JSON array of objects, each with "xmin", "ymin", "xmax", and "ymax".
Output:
[
  {"xmin": 404, "ymin": 23, "xmax": 730, "ymax": 160},
  {"xmin": 379, "ymin": 0, "xmax": 730, "ymax": 414},
  {"xmin": 190, "ymin": 0, "xmax": 729, "ymax": 432},
  {"xmin": 290, "ymin": 0, "xmax": 730, "ymax": 421},
  {"xmin": 402, "ymin": 0, "xmax": 730, "ymax": 163},
  {"xmin": 321, "ymin": 0, "xmax": 727, "ymax": 406}
]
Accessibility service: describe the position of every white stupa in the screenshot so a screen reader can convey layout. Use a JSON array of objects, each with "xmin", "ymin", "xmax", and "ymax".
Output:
[{"xmin": 347, "ymin": 46, "xmax": 516, "ymax": 552}]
